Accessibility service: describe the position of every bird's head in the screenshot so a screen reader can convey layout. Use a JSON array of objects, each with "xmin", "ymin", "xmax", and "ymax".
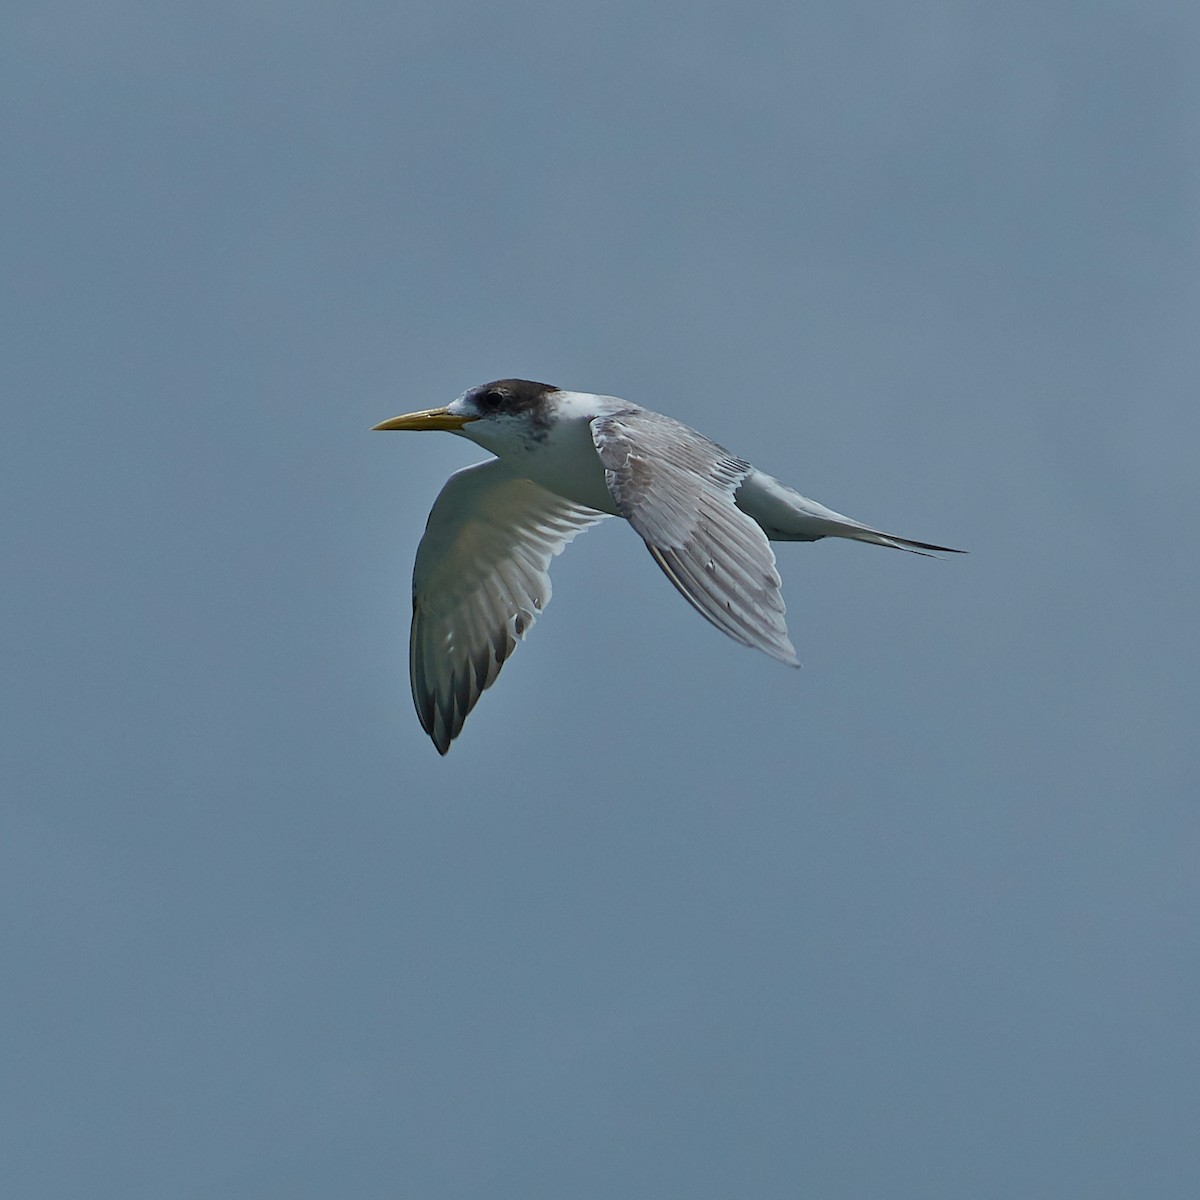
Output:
[{"xmin": 373, "ymin": 379, "xmax": 562, "ymax": 452}]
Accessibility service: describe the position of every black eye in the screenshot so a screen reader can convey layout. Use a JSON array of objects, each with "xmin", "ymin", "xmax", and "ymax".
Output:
[{"xmin": 478, "ymin": 388, "xmax": 508, "ymax": 411}]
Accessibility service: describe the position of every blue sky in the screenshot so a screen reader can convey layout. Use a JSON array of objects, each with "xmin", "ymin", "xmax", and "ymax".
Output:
[{"xmin": 4, "ymin": 1, "xmax": 1198, "ymax": 1196}]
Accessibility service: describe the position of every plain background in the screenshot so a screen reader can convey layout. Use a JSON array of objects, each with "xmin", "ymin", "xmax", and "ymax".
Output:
[{"xmin": 4, "ymin": 1, "xmax": 1198, "ymax": 1196}]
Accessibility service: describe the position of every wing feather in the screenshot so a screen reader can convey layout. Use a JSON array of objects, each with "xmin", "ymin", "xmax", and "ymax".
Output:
[
  {"xmin": 409, "ymin": 459, "xmax": 606, "ymax": 753},
  {"xmin": 591, "ymin": 410, "xmax": 799, "ymax": 666}
]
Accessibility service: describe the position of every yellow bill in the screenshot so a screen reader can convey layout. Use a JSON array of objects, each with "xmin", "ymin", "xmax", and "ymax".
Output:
[{"xmin": 372, "ymin": 406, "xmax": 478, "ymax": 432}]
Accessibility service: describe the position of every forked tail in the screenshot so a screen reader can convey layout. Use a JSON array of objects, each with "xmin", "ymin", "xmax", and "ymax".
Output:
[
  {"xmin": 734, "ymin": 471, "xmax": 965, "ymax": 555},
  {"xmin": 839, "ymin": 526, "xmax": 966, "ymax": 557}
]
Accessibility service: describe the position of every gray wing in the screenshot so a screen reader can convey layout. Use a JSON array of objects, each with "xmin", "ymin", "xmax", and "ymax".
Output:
[
  {"xmin": 591, "ymin": 410, "xmax": 799, "ymax": 666},
  {"xmin": 410, "ymin": 459, "xmax": 607, "ymax": 754}
]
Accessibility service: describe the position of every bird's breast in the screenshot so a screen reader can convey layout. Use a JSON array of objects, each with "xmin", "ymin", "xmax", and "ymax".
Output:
[{"xmin": 503, "ymin": 423, "xmax": 620, "ymax": 515}]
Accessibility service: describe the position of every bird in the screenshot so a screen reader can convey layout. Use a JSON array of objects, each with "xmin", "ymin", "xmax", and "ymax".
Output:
[{"xmin": 374, "ymin": 379, "xmax": 962, "ymax": 754}]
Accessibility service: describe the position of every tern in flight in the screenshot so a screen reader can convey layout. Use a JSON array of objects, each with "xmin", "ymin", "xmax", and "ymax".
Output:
[{"xmin": 374, "ymin": 379, "xmax": 962, "ymax": 753}]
